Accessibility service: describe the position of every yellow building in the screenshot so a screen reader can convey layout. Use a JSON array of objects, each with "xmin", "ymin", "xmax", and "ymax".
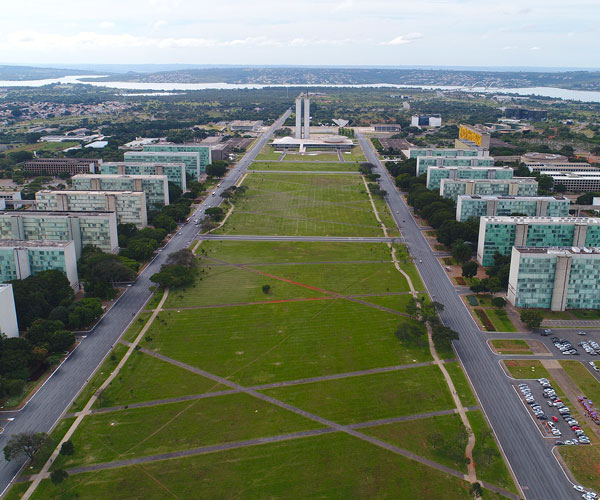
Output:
[{"xmin": 458, "ymin": 124, "xmax": 491, "ymax": 149}]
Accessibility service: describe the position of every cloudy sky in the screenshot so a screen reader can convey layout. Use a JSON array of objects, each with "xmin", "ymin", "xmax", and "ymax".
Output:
[{"xmin": 1, "ymin": 0, "xmax": 598, "ymax": 68}]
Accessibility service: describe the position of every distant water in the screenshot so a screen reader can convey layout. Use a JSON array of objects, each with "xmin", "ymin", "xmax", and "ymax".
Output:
[{"xmin": 1, "ymin": 75, "xmax": 600, "ymax": 103}]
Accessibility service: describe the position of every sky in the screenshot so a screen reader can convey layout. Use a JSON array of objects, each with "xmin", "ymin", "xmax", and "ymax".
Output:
[{"xmin": 0, "ymin": 0, "xmax": 598, "ymax": 69}]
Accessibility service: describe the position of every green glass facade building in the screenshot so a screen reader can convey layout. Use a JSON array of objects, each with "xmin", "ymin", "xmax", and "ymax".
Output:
[
  {"xmin": 507, "ymin": 246, "xmax": 600, "ymax": 311},
  {"xmin": 407, "ymin": 147, "xmax": 488, "ymax": 160},
  {"xmin": 101, "ymin": 162, "xmax": 187, "ymax": 191},
  {"xmin": 426, "ymin": 166, "xmax": 513, "ymax": 190},
  {"xmin": 124, "ymin": 151, "xmax": 202, "ymax": 180},
  {"xmin": 0, "ymin": 240, "xmax": 79, "ymax": 289},
  {"xmin": 417, "ymin": 156, "xmax": 495, "ymax": 176},
  {"xmin": 440, "ymin": 178, "xmax": 538, "ymax": 202},
  {"xmin": 0, "ymin": 210, "xmax": 118, "ymax": 257},
  {"xmin": 477, "ymin": 216, "xmax": 600, "ymax": 266},
  {"xmin": 456, "ymin": 195, "xmax": 570, "ymax": 222},
  {"xmin": 72, "ymin": 174, "xmax": 169, "ymax": 208},
  {"xmin": 36, "ymin": 190, "xmax": 147, "ymax": 228}
]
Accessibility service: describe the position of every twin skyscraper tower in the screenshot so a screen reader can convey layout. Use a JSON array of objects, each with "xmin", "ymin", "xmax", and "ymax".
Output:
[{"xmin": 295, "ymin": 94, "xmax": 310, "ymax": 139}]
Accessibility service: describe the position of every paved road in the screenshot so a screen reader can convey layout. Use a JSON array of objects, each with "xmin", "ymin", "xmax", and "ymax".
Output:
[
  {"xmin": 357, "ymin": 133, "xmax": 579, "ymax": 500},
  {"xmin": 199, "ymin": 235, "xmax": 401, "ymax": 242},
  {"xmin": 0, "ymin": 109, "xmax": 293, "ymax": 496}
]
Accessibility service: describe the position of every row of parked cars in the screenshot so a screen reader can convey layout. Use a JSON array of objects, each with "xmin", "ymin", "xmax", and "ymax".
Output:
[
  {"xmin": 518, "ymin": 383, "xmax": 548, "ymax": 420},
  {"xmin": 551, "ymin": 337, "xmax": 580, "ymax": 355},
  {"xmin": 580, "ymin": 340, "xmax": 600, "ymax": 356},
  {"xmin": 537, "ymin": 378, "xmax": 591, "ymax": 445}
]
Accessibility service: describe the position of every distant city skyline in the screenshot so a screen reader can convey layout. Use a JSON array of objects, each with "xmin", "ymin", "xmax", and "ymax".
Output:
[{"xmin": 1, "ymin": 0, "xmax": 599, "ymax": 68}]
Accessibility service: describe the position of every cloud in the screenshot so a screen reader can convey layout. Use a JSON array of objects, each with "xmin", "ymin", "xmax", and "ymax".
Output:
[
  {"xmin": 152, "ymin": 20, "xmax": 167, "ymax": 30},
  {"xmin": 381, "ymin": 32, "xmax": 423, "ymax": 45},
  {"xmin": 530, "ymin": 46, "xmax": 541, "ymax": 50},
  {"xmin": 502, "ymin": 46, "xmax": 518, "ymax": 50},
  {"xmin": 98, "ymin": 21, "xmax": 115, "ymax": 29}
]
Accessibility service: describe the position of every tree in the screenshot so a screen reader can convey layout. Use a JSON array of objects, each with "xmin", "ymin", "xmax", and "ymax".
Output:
[
  {"xmin": 206, "ymin": 162, "xmax": 227, "ymax": 178},
  {"xmin": 262, "ymin": 284, "xmax": 271, "ymax": 295},
  {"xmin": 394, "ymin": 322, "xmax": 427, "ymax": 347},
  {"xmin": 491, "ymin": 297, "xmax": 506, "ymax": 308},
  {"xmin": 520, "ymin": 309, "xmax": 543, "ymax": 329},
  {"xmin": 537, "ymin": 174, "xmax": 554, "ymax": 191},
  {"xmin": 555, "ymin": 183, "xmax": 567, "ymax": 193},
  {"xmin": 431, "ymin": 325, "xmax": 459, "ymax": 351},
  {"xmin": 3, "ymin": 432, "xmax": 48, "ymax": 462},
  {"xmin": 451, "ymin": 240, "xmax": 472, "ymax": 264},
  {"xmin": 60, "ymin": 440, "xmax": 74, "ymax": 456},
  {"xmin": 462, "ymin": 261, "xmax": 478, "ymax": 279},
  {"xmin": 120, "ymin": 238, "xmax": 157, "ymax": 261},
  {"xmin": 168, "ymin": 182, "xmax": 182, "ymax": 203},
  {"xmin": 50, "ymin": 469, "xmax": 68, "ymax": 485},
  {"xmin": 405, "ymin": 297, "xmax": 418, "ymax": 317}
]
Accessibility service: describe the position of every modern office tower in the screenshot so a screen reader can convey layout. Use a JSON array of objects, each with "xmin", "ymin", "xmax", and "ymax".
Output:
[
  {"xmin": 426, "ymin": 166, "xmax": 513, "ymax": 190},
  {"xmin": 101, "ymin": 162, "xmax": 187, "ymax": 191},
  {"xmin": 455, "ymin": 195, "xmax": 570, "ymax": 222},
  {"xmin": 457, "ymin": 124, "xmax": 491, "ymax": 149},
  {"xmin": 406, "ymin": 147, "xmax": 488, "ymax": 160},
  {"xmin": 507, "ymin": 246, "xmax": 600, "ymax": 311},
  {"xmin": 295, "ymin": 98, "xmax": 302, "ymax": 139},
  {"xmin": 372, "ymin": 124, "xmax": 402, "ymax": 132},
  {"xmin": 411, "ymin": 115, "xmax": 442, "ymax": 128},
  {"xmin": 0, "ymin": 210, "xmax": 118, "ymax": 257},
  {"xmin": 440, "ymin": 178, "xmax": 538, "ymax": 202},
  {"xmin": 124, "ymin": 151, "xmax": 201, "ymax": 180},
  {"xmin": 477, "ymin": 216, "xmax": 600, "ymax": 266},
  {"xmin": 22, "ymin": 158, "xmax": 101, "ymax": 175},
  {"xmin": 0, "ymin": 284, "xmax": 19, "ymax": 337},
  {"xmin": 0, "ymin": 240, "xmax": 79, "ymax": 289},
  {"xmin": 504, "ymin": 108, "xmax": 548, "ymax": 121},
  {"xmin": 72, "ymin": 174, "xmax": 169, "ymax": 208},
  {"xmin": 417, "ymin": 156, "xmax": 495, "ymax": 176},
  {"xmin": 36, "ymin": 190, "xmax": 147, "ymax": 228},
  {"xmin": 303, "ymin": 96, "xmax": 310, "ymax": 139},
  {"xmin": 143, "ymin": 144, "xmax": 211, "ymax": 174}
]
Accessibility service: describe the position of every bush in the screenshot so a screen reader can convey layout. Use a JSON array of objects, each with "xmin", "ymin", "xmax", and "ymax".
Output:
[
  {"xmin": 491, "ymin": 297, "xmax": 507, "ymax": 308},
  {"xmin": 60, "ymin": 440, "xmax": 74, "ymax": 456}
]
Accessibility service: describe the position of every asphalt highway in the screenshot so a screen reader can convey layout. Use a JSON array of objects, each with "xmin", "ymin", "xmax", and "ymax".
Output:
[
  {"xmin": 358, "ymin": 132, "xmax": 580, "ymax": 499},
  {"xmin": 0, "ymin": 109, "xmax": 292, "ymax": 496}
]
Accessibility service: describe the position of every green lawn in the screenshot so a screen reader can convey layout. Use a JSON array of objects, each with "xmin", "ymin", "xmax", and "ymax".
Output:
[
  {"xmin": 342, "ymin": 145, "xmax": 367, "ymax": 162},
  {"xmin": 253, "ymin": 144, "xmax": 283, "ymax": 160},
  {"xmin": 358, "ymin": 294, "xmax": 416, "ymax": 314},
  {"xmin": 364, "ymin": 413, "xmax": 469, "ymax": 473},
  {"xmin": 3, "ymin": 482, "xmax": 30, "ymax": 500},
  {"xmin": 10, "ymin": 141, "xmax": 79, "ymax": 153},
  {"xmin": 27, "ymin": 417, "xmax": 76, "ymax": 474},
  {"xmin": 468, "ymin": 411, "xmax": 517, "ymax": 493},
  {"xmin": 560, "ymin": 360, "xmax": 600, "ymax": 402},
  {"xmin": 490, "ymin": 339, "xmax": 533, "ymax": 355},
  {"xmin": 560, "ymin": 445, "xmax": 600, "ymax": 493},
  {"xmin": 444, "ymin": 361, "xmax": 478, "ymax": 407},
  {"xmin": 283, "ymin": 151, "xmax": 341, "ymax": 161},
  {"xmin": 121, "ymin": 311, "xmax": 153, "ymax": 342},
  {"xmin": 570, "ymin": 309, "xmax": 600, "ymax": 320},
  {"xmin": 70, "ymin": 344, "xmax": 129, "ymax": 413},
  {"xmin": 147, "ymin": 301, "xmax": 431, "ymax": 386},
  {"xmin": 198, "ymin": 239, "xmax": 393, "ymax": 264},
  {"xmin": 371, "ymin": 193, "xmax": 401, "ymax": 237},
  {"xmin": 94, "ymin": 351, "xmax": 226, "ymax": 408},
  {"xmin": 163, "ymin": 264, "xmax": 328, "ymax": 308},
  {"xmin": 486, "ymin": 309, "xmax": 517, "ymax": 332},
  {"xmin": 393, "ymin": 244, "xmax": 425, "ymax": 290},
  {"xmin": 54, "ymin": 393, "xmax": 322, "ymax": 470},
  {"xmin": 502, "ymin": 360, "xmax": 550, "ymax": 379},
  {"xmin": 32, "ymin": 433, "xmax": 478, "ymax": 500},
  {"xmin": 261, "ymin": 365, "xmax": 455, "ymax": 425},
  {"xmin": 220, "ymin": 173, "xmax": 384, "ymax": 236},
  {"xmin": 251, "ymin": 161, "xmax": 359, "ymax": 171},
  {"xmin": 253, "ymin": 262, "xmax": 410, "ymax": 295}
]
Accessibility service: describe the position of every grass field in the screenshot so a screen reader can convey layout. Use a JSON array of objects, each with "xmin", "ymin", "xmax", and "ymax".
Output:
[
  {"xmin": 559, "ymin": 445, "xmax": 600, "ymax": 492},
  {"xmin": 27, "ymin": 417, "xmax": 76, "ymax": 474},
  {"xmin": 490, "ymin": 339, "xmax": 533, "ymax": 355},
  {"xmin": 444, "ymin": 361, "xmax": 478, "ymax": 408},
  {"xmin": 220, "ymin": 173, "xmax": 384, "ymax": 236},
  {"xmin": 250, "ymin": 161, "xmax": 359, "ymax": 171},
  {"xmin": 261, "ymin": 365, "xmax": 455, "ymax": 425},
  {"xmin": 342, "ymin": 145, "xmax": 367, "ymax": 162},
  {"xmin": 94, "ymin": 351, "xmax": 226, "ymax": 408},
  {"xmin": 487, "ymin": 309, "xmax": 517, "ymax": 332},
  {"xmin": 254, "ymin": 144, "xmax": 283, "ymax": 160},
  {"xmin": 8, "ymin": 141, "xmax": 79, "ymax": 153},
  {"xmin": 31, "ymin": 433, "xmax": 481, "ymax": 500},
  {"xmin": 364, "ymin": 413, "xmax": 469, "ymax": 472},
  {"xmin": 503, "ymin": 360, "xmax": 550, "ymax": 379},
  {"xmin": 560, "ymin": 361, "xmax": 600, "ymax": 402},
  {"xmin": 283, "ymin": 151, "xmax": 341, "ymax": 161},
  {"xmin": 147, "ymin": 302, "xmax": 432, "ymax": 386},
  {"xmin": 468, "ymin": 410, "xmax": 518, "ymax": 493},
  {"xmin": 54, "ymin": 393, "xmax": 323, "ymax": 470}
]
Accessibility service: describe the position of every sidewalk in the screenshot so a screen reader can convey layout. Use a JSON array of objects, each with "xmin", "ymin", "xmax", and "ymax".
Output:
[{"xmin": 542, "ymin": 319, "xmax": 600, "ymax": 328}]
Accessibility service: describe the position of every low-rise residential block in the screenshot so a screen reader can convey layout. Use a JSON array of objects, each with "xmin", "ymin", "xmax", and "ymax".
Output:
[
  {"xmin": 426, "ymin": 165, "xmax": 513, "ymax": 190},
  {"xmin": 100, "ymin": 162, "xmax": 187, "ymax": 191},
  {"xmin": 417, "ymin": 156, "xmax": 496, "ymax": 177},
  {"xmin": 72, "ymin": 174, "xmax": 169, "ymax": 208},
  {"xmin": 440, "ymin": 178, "xmax": 538, "ymax": 202},
  {"xmin": 124, "ymin": 151, "xmax": 202, "ymax": 180}
]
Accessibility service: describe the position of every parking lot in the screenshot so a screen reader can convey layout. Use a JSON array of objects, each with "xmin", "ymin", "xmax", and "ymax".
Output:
[{"xmin": 515, "ymin": 379, "xmax": 592, "ymax": 446}]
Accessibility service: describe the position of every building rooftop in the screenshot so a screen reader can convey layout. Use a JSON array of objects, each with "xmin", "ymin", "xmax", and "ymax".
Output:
[
  {"xmin": 459, "ymin": 195, "xmax": 567, "ymax": 201},
  {"xmin": 72, "ymin": 174, "xmax": 167, "ymax": 181},
  {"xmin": 541, "ymin": 172, "xmax": 600, "ymax": 179},
  {"xmin": 515, "ymin": 246, "xmax": 600, "ymax": 255},
  {"xmin": 37, "ymin": 190, "xmax": 144, "ymax": 196},
  {"xmin": 522, "ymin": 152, "xmax": 568, "ymax": 163},
  {"xmin": 482, "ymin": 216, "xmax": 600, "ymax": 224},
  {"xmin": 272, "ymin": 136, "xmax": 354, "ymax": 147},
  {"xmin": 125, "ymin": 151, "xmax": 199, "ymax": 157},
  {"xmin": 443, "ymin": 177, "xmax": 537, "ymax": 184},
  {"xmin": 428, "ymin": 165, "xmax": 507, "ymax": 171},
  {"xmin": 0, "ymin": 239, "xmax": 74, "ymax": 249},
  {"xmin": 0, "ymin": 210, "xmax": 114, "ymax": 217}
]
